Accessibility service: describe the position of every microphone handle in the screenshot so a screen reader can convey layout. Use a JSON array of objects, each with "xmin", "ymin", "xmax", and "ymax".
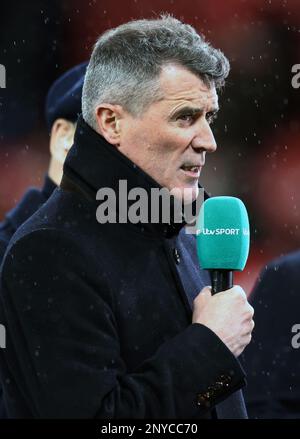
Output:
[{"xmin": 211, "ymin": 270, "xmax": 233, "ymax": 295}]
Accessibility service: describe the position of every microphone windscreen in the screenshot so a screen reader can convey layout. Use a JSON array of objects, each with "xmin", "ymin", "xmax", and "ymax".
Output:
[{"xmin": 196, "ymin": 196, "xmax": 250, "ymax": 270}]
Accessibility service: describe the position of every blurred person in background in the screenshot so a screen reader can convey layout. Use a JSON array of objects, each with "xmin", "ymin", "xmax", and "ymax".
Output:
[
  {"xmin": 0, "ymin": 61, "xmax": 86, "ymax": 418},
  {"xmin": 242, "ymin": 251, "xmax": 300, "ymax": 418},
  {"xmin": 0, "ymin": 61, "xmax": 87, "ymax": 262}
]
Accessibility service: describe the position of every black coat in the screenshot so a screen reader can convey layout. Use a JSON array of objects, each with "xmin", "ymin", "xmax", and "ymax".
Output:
[
  {"xmin": 0, "ymin": 176, "xmax": 56, "ymax": 419},
  {"xmin": 0, "ymin": 117, "xmax": 247, "ymax": 418},
  {"xmin": 242, "ymin": 250, "xmax": 300, "ymax": 418}
]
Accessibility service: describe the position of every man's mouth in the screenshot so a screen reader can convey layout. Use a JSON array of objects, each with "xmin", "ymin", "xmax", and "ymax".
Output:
[{"xmin": 180, "ymin": 164, "xmax": 202, "ymax": 178}]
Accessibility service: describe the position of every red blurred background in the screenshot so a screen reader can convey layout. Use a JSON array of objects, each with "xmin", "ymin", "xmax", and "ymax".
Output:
[{"xmin": 1, "ymin": 0, "xmax": 300, "ymax": 294}]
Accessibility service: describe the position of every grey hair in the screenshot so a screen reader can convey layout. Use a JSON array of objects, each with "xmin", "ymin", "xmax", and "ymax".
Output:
[{"xmin": 82, "ymin": 15, "xmax": 230, "ymax": 131}]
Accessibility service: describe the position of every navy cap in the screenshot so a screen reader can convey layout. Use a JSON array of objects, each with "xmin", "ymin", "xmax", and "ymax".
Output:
[{"xmin": 45, "ymin": 61, "xmax": 88, "ymax": 131}]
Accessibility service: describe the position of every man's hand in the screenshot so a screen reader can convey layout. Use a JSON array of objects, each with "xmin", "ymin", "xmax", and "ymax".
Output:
[{"xmin": 192, "ymin": 286, "xmax": 254, "ymax": 357}]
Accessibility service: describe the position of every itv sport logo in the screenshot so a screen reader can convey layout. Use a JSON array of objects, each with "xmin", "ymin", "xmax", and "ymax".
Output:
[{"xmin": 197, "ymin": 228, "xmax": 250, "ymax": 236}]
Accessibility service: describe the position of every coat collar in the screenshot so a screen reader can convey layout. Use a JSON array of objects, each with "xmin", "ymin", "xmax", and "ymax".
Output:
[{"xmin": 63, "ymin": 116, "xmax": 209, "ymax": 238}]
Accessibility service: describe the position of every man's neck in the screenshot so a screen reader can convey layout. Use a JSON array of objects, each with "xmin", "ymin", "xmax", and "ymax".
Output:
[{"xmin": 48, "ymin": 157, "xmax": 63, "ymax": 186}]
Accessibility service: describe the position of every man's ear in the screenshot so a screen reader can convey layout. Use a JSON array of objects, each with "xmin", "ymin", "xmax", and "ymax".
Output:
[
  {"xmin": 49, "ymin": 118, "xmax": 76, "ymax": 163},
  {"xmin": 95, "ymin": 104, "xmax": 123, "ymax": 145}
]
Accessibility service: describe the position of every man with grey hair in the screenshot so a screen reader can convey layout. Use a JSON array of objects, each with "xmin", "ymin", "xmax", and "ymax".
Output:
[{"xmin": 0, "ymin": 16, "xmax": 254, "ymax": 418}]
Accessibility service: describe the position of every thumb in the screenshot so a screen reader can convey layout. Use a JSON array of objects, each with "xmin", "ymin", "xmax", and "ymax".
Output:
[
  {"xmin": 194, "ymin": 285, "xmax": 212, "ymax": 305},
  {"xmin": 201, "ymin": 285, "xmax": 212, "ymax": 297}
]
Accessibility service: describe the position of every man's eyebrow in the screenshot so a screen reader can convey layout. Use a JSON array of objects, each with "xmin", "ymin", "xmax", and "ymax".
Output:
[{"xmin": 170, "ymin": 106, "xmax": 219, "ymax": 118}]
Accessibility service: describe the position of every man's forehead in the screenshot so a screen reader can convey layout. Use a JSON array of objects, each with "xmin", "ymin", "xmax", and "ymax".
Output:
[{"xmin": 159, "ymin": 63, "xmax": 218, "ymax": 106}]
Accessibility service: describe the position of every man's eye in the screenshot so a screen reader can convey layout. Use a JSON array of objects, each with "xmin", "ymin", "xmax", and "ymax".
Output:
[
  {"xmin": 178, "ymin": 114, "xmax": 194, "ymax": 122},
  {"xmin": 206, "ymin": 112, "xmax": 217, "ymax": 124}
]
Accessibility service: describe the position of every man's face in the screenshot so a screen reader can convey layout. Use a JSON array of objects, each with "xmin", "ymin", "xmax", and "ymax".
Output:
[{"xmin": 118, "ymin": 64, "xmax": 219, "ymax": 202}]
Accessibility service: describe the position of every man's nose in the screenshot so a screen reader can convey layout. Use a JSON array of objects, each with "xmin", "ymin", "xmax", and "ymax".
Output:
[{"xmin": 191, "ymin": 120, "xmax": 217, "ymax": 153}]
